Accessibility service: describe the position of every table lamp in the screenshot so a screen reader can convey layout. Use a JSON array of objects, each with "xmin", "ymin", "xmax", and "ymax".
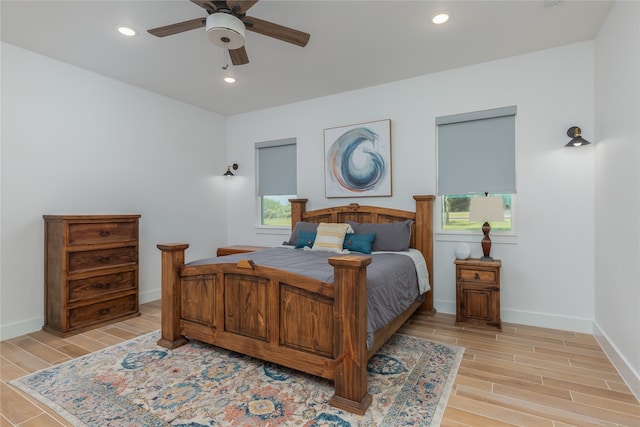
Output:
[{"xmin": 469, "ymin": 195, "xmax": 504, "ymax": 261}]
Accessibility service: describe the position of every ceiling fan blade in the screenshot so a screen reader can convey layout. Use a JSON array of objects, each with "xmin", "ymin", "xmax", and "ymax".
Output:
[
  {"xmin": 148, "ymin": 17, "xmax": 206, "ymax": 37},
  {"xmin": 244, "ymin": 16, "xmax": 310, "ymax": 47},
  {"xmin": 190, "ymin": 0, "xmax": 219, "ymax": 14},
  {"xmin": 226, "ymin": 1, "xmax": 259, "ymax": 15},
  {"xmin": 230, "ymin": 46, "xmax": 250, "ymax": 65}
]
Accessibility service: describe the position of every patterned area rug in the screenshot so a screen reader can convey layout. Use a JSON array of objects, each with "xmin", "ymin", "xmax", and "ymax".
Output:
[{"xmin": 11, "ymin": 331, "xmax": 463, "ymax": 426}]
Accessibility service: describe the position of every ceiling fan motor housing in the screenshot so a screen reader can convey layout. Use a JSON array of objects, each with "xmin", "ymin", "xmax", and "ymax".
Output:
[{"xmin": 206, "ymin": 13, "xmax": 246, "ymax": 49}]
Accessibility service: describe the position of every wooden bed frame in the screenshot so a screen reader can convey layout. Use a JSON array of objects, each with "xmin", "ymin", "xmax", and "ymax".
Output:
[{"xmin": 156, "ymin": 195, "xmax": 434, "ymax": 415}]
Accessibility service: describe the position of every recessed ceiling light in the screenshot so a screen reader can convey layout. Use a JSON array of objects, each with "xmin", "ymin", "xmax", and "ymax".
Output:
[
  {"xmin": 432, "ymin": 13, "xmax": 450, "ymax": 25},
  {"xmin": 117, "ymin": 26, "xmax": 136, "ymax": 37},
  {"xmin": 224, "ymin": 77, "xmax": 236, "ymax": 84}
]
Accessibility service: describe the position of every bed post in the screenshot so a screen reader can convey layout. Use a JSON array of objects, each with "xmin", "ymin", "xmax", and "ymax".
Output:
[
  {"xmin": 289, "ymin": 198, "xmax": 308, "ymax": 228},
  {"xmin": 156, "ymin": 243, "xmax": 189, "ymax": 349},
  {"xmin": 414, "ymin": 195, "xmax": 436, "ymax": 314},
  {"xmin": 327, "ymin": 255, "xmax": 373, "ymax": 415}
]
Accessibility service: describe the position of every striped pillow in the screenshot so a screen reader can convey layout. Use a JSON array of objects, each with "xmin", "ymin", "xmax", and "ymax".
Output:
[{"xmin": 311, "ymin": 223, "xmax": 353, "ymax": 254}]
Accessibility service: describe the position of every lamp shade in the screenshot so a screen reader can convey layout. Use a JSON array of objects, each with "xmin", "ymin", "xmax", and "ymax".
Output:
[
  {"xmin": 469, "ymin": 196, "xmax": 504, "ymax": 223},
  {"xmin": 565, "ymin": 126, "xmax": 591, "ymax": 147},
  {"xmin": 223, "ymin": 163, "xmax": 238, "ymax": 177}
]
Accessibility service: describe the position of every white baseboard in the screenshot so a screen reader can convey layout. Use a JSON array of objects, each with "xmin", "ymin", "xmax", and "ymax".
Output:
[
  {"xmin": 434, "ymin": 299, "xmax": 593, "ymax": 333},
  {"xmin": 0, "ymin": 289, "xmax": 162, "ymax": 341},
  {"xmin": 0, "ymin": 316, "xmax": 44, "ymax": 341},
  {"xmin": 140, "ymin": 289, "xmax": 161, "ymax": 304},
  {"xmin": 434, "ymin": 299, "xmax": 640, "ymax": 402},
  {"xmin": 593, "ymin": 322, "xmax": 640, "ymax": 402}
]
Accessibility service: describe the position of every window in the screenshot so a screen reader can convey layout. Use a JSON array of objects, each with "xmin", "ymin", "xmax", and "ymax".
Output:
[
  {"xmin": 436, "ymin": 106, "xmax": 516, "ymax": 232},
  {"xmin": 441, "ymin": 194, "xmax": 513, "ymax": 231},
  {"xmin": 261, "ymin": 195, "xmax": 294, "ymax": 226},
  {"xmin": 256, "ymin": 138, "xmax": 297, "ymax": 227}
]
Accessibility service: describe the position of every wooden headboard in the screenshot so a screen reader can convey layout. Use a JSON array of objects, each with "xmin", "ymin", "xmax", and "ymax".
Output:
[{"xmin": 289, "ymin": 195, "xmax": 435, "ymax": 314}]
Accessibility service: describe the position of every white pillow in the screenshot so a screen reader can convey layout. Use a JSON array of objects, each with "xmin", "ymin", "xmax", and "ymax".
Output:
[{"xmin": 311, "ymin": 223, "xmax": 353, "ymax": 254}]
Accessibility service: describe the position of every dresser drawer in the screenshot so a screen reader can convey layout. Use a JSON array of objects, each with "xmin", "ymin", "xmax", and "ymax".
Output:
[
  {"xmin": 68, "ymin": 221, "xmax": 137, "ymax": 245},
  {"xmin": 68, "ymin": 246, "xmax": 137, "ymax": 273},
  {"xmin": 458, "ymin": 268, "xmax": 497, "ymax": 284},
  {"xmin": 68, "ymin": 271, "xmax": 136, "ymax": 302},
  {"xmin": 68, "ymin": 295, "xmax": 137, "ymax": 329}
]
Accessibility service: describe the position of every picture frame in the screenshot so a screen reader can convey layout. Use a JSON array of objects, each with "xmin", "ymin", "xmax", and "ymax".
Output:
[{"xmin": 324, "ymin": 119, "xmax": 392, "ymax": 198}]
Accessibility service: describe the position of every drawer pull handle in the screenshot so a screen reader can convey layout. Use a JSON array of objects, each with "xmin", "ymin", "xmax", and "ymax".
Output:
[
  {"xmin": 474, "ymin": 273, "xmax": 480, "ymax": 280},
  {"xmin": 98, "ymin": 308, "xmax": 110, "ymax": 315},
  {"xmin": 99, "ymin": 256, "xmax": 111, "ymax": 263},
  {"xmin": 99, "ymin": 230, "xmax": 111, "ymax": 237}
]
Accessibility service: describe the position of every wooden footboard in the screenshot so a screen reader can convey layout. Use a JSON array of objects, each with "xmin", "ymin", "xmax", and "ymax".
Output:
[
  {"xmin": 156, "ymin": 195, "xmax": 434, "ymax": 415},
  {"xmin": 156, "ymin": 244, "xmax": 374, "ymax": 414}
]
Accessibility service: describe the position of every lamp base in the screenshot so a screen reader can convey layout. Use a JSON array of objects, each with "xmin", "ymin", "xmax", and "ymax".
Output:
[{"xmin": 480, "ymin": 221, "xmax": 493, "ymax": 260}]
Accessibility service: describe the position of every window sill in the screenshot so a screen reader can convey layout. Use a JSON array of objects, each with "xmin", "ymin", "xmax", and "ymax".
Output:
[
  {"xmin": 255, "ymin": 226, "xmax": 291, "ymax": 236},
  {"xmin": 435, "ymin": 232, "xmax": 518, "ymax": 245}
]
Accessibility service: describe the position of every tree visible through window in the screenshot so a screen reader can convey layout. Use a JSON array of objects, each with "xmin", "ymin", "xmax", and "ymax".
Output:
[
  {"xmin": 442, "ymin": 194, "xmax": 512, "ymax": 231},
  {"xmin": 261, "ymin": 195, "xmax": 294, "ymax": 226}
]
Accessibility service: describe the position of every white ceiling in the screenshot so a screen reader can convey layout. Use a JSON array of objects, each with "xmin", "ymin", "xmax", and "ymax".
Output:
[{"xmin": 1, "ymin": 1, "xmax": 613, "ymax": 116}]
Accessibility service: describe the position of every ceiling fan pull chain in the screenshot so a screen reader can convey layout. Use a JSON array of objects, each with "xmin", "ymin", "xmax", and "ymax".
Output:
[{"xmin": 222, "ymin": 42, "xmax": 229, "ymax": 70}]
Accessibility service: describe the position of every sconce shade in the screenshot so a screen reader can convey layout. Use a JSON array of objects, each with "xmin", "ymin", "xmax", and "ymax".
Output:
[
  {"xmin": 469, "ymin": 195, "xmax": 504, "ymax": 261},
  {"xmin": 565, "ymin": 126, "xmax": 591, "ymax": 147},
  {"xmin": 223, "ymin": 163, "xmax": 238, "ymax": 177}
]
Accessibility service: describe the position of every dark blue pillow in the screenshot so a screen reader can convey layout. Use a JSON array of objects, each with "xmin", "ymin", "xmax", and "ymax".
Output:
[
  {"xmin": 342, "ymin": 233, "xmax": 376, "ymax": 254},
  {"xmin": 295, "ymin": 230, "xmax": 317, "ymax": 249}
]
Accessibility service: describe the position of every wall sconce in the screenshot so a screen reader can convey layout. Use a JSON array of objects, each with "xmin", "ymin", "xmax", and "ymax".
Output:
[
  {"xmin": 565, "ymin": 126, "xmax": 591, "ymax": 147},
  {"xmin": 223, "ymin": 163, "xmax": 238, "ymax": 177},
  {"xmin": 469, "ymin": 195, "xmax": 504, "ymax": 261}
]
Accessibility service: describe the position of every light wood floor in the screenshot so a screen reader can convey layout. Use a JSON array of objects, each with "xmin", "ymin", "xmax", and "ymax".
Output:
[{"xmin": 1, "ymin": 301, "xmax": 639, "ymax": 426}]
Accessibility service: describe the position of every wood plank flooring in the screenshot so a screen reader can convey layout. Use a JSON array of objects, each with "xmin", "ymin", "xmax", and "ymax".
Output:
[{"xmin": 1, "ymin": 301, "xmax": 639, "ymax": 426}]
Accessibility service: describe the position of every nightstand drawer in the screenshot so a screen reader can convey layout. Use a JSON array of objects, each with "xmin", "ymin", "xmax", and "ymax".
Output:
[{"xmin": 458, "ymin": 268, "xmax": 497, "ymax": 283}]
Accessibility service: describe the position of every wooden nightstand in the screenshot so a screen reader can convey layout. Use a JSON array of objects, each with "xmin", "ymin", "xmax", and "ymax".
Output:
[
  {"xmin": 216, "ymin": 245, "xmax": 269, "ymax": 257},
  {"xmin": 455, "ymin": 258, "xmax": 501, "ymax": 330}
]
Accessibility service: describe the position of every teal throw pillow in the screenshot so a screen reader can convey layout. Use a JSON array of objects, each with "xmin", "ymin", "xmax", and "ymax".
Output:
[
  {"xmin": 295, "ymin": 230, "xmax": 317, "ymax": 249},
  {"xmin": 343, "ymin": 233, "xmax": 376, "ymax": 254}
]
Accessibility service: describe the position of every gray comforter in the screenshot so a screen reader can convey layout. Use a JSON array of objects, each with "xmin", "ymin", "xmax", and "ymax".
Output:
[{"xmin": 189, "ymin": 247, "xmax": 421, "ymax": 348}]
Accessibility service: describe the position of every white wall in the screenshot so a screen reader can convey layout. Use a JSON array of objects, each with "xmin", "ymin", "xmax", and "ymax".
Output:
[
  {"xmin": 226, "ymin": 42, "xmax": 596, "ymax": 333},
  {"xmin": 593, "ymin": 1, "xmax": 640, "ymax": 398},
  {"xmin": 0, "ymin": 43, "xmax": 228, "ymax": 339}
]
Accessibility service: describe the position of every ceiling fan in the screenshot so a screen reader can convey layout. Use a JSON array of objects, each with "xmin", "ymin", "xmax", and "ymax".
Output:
[{"xmin": 148, "ymin": 0, "xmax": 310, "ymax": 65}]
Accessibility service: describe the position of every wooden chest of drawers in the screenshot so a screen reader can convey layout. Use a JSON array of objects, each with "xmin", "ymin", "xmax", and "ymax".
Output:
[
  {"xmin": 455, "ymin": 258, "xmax": 502, "ymax": 330},
  {"xmin": 43, "ymin": 214, "xmax": 141, "ymax": 336}
]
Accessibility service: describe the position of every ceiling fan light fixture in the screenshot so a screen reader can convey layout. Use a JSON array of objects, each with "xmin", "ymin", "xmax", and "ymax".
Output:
[
  {"xmin": 206, "ymin": 13, "xmax": 246, "ymax": 49},
  {"xmin": 224, "ymin": 76, "xmax": 236, "ymax": 83}
]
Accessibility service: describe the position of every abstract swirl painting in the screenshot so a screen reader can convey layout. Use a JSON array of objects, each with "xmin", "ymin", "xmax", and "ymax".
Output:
[{"xmin": 324, "ymin": 119, "xmax": 392, "ymax": 198}]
